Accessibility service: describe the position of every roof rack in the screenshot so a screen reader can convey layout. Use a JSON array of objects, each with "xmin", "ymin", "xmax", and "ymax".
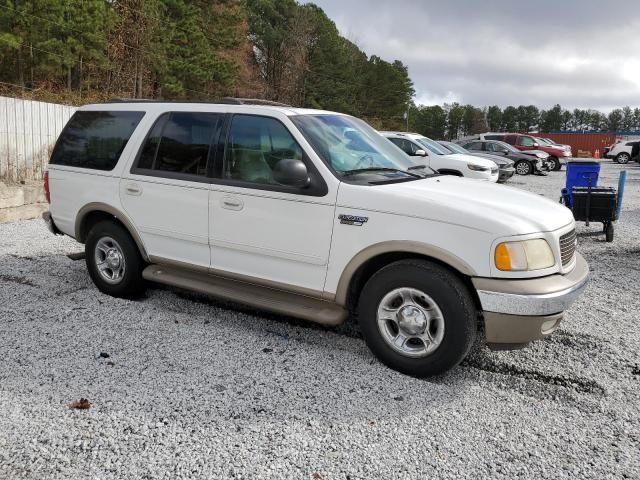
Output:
[
  {"xmin": 218, "ymin": 97, "xmax": 292, "ymax": 107},
  {"xmin": 107, "ymin": 97, "xmax": 292, "ymax": 107}
]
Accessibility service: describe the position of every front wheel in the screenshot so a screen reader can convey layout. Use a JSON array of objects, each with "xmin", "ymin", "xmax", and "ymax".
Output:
[
  {"xmin": 547, "ymin": 156, "xmax": 561, "ymax": 171},
  {"xmin": 85, "ymin": 220, "xmax": 146, "ymax": 298},
  {"xmin": 616, "ymin": 152, "xmax": 630, "ymax": 164},
  {"xmin": 358, "ymin": 260, "xmax": 477, "ymax": 377},
  {"xmin": 514, "ymin": 160, "xmax": 532, "ymax": 175}
]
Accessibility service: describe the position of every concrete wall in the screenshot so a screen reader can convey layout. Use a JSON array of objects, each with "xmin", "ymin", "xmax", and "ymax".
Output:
[{"xmin": 0, "ymin": 96, "xmax": 76, "ymax": 182}]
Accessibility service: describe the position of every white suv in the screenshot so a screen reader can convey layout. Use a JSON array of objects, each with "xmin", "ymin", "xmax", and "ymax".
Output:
[
  {"xmin": 381, "ymin": 132, "xmax": 499, "ymax": 182},
  {"xmin": 605, "ymin": 140, "xmax": 637, "ymax": 164},
  {"xmin": 43, "ymin": 100, "xmax": 589, "ymax": 376}
]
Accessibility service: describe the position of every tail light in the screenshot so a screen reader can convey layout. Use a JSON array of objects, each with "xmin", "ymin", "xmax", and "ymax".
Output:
[{"xmin": 44, "ymin": 171, "xmax": 51, "ymax": 204}]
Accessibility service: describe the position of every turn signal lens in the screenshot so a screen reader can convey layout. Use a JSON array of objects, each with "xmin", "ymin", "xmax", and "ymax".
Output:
[
  {"xmin": 495, "ymin": 239, "xmax": 555, "ymax": 271},
  {"xmin": 495, "ymin": 243, "xmax": 512, "ymax": 271}
]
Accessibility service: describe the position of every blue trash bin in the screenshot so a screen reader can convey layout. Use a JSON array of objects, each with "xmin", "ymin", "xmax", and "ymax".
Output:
[{"xmin": 565, "ymin": 160, "xmax": 601, "ymax": 206}]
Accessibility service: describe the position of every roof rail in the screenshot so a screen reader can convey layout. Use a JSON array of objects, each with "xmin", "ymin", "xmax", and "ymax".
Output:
[
  {"xmin": 218, "ymin": 97, "xmax": 292, "ymax": 107},
  {"xmin": 107, "ymin": 97, "xmax": 292, "ymax": 107}
]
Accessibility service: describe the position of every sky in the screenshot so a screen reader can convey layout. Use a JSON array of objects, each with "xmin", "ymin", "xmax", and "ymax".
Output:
[{"xmin": 307, "ymin": 0, "xmax": 640, "ymax": 111}]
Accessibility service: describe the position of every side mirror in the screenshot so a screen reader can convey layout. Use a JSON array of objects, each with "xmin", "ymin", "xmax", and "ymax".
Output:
[
  {"xmin": 273, "ymin": 159, "xmax": 310, "ymax": 188},
  {"xmin": 502, "ymin": 149, "xmax": 509, "ymax": 154},
  {"xmin": 414, "ymin": 149, "xmax": 428, "ymax": 157},
  {"xmin": 532, "ymin": 142, "xmax": 539, "ymax": 147}
]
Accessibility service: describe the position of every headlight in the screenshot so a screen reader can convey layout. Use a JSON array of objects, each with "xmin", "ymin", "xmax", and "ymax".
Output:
[
  {"xmin": 495, "ymin": 239, "xmax": 555, "ymax": 271},
  {"xmin": 536, "ymin": 153, "xmax": 547, "ymax": 158},
  {"xmin": 468, "ymin": 163, "xmax": 490, "ymax": 172}
]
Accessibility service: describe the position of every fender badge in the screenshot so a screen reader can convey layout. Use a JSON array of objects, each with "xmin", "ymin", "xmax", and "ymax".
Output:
[{"xmin": 338, "ymin": 214, "xmax": 368, "ymax": 226}]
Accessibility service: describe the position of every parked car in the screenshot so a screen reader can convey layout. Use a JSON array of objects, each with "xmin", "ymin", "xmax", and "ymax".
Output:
[
  {"xmin": 479, "ymin": 133, "xmax": 568, "ymax": 171},
  {"xmin": 604, "ymin": 140, "xmax": 639, "ymax": 164},
  {"xmin": 43, "ymin": 100, "xmax": 589, "ymax": 377},
  {"xmin": 458, "ymin": 139, "xmax": 546, "ymax": 176},
  {"xmin": 381, "ymin": 132, "xmax": 499, "ymax": 182},
  {"xmin": 438, "ymin": 140, "xmax": 514, "ymax": 183}
]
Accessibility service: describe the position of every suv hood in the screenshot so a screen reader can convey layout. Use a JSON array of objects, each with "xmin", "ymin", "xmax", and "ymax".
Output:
[{"xmin": 339, "ymin": 175, "xmax": 573, "ymax": 236}]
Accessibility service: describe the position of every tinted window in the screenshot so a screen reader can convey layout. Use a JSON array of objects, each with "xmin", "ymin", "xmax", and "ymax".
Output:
[
  {"xmin": 225, "ymin": 115, "xmax": 304, "ymax": 185},
  {"xmin": 467, "ymin": 141, "xmax": 485, "ymax": 151},
  {"xmin": 518, "ymin": 136, "xmax": 536, "ymax": 147},
  {"xmin": 504, "ymin": 135, "xmax": 516, "ymax": 145},
  {"xmin": 389, "ymin": 138, "xmax": 418, "ymax": 155},
  {"xmin": 50, "ymin": 111, "xmax": 144, "ymax": 170},
  {"xmin": 484, "ymin": 135, "xmax": 502, "ymax": 140},
  {"xmin": 135, "ymin": 112, "xmax": 220, "ymax": 177}
]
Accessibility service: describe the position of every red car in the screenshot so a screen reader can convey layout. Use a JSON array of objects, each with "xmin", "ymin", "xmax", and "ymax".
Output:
[{"xmin": 481, "ymin": 133, "xmax": 570, "ymax": 171}]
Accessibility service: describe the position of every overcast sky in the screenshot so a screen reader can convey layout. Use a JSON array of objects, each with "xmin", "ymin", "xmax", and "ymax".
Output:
[{"xmin": 307, "ymin": 0, "xmax": 640, "ymax": 111}]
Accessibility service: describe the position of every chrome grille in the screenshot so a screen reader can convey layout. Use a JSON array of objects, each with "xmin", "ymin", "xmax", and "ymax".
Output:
[{"xmin": 559, "ymin": 229, "xmax": 577, "ymax": 266}]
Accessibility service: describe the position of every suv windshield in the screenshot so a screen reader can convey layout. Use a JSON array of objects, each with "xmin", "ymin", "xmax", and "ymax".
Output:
[
  {"xmin": 291, "ymin": 114, "xmax": 436, "ymax": 181},
  {"xmin": 415, "ymin": 137, "xmax": 450, "ymax": 155},
  {"xmin": 440, "ymin": 142, "xmax": 467, "ymax": 154}
]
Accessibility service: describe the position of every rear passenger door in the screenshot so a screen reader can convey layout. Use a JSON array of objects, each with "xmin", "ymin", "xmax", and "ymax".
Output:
[
  {"xmin": 120, "ymin": 111, "xmax": 222, "ymax": 269},
  {"xmin": 208, "ymin": 113, "xmax": 335, "ymax": 293}
]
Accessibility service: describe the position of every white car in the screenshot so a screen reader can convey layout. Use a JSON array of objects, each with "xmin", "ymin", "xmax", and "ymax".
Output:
[
  {"xmin": 605, "ymin": 140, "xmax": 637, "ymax": 164},
  {"xmin": 43, "ymin": 100, "xmax": 589, "ymax": 377},
  {"xmin": 381, "ymin": 132, "xmax": 499, "ymax": 182}
]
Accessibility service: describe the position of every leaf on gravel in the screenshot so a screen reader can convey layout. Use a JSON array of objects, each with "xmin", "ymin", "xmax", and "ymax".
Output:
[
  {"xmin": 312, "ymin": 473, "xmax": 324, "ymax": 480},
  {"xmin": 69, "ymin": 398, "xmax": 91, "ymax": 410}
]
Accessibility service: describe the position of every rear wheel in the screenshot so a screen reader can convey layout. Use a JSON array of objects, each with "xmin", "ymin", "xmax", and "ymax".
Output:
[
  {"xmin": 616, "ymin": 152, "xmax": 630, "ymax": 164},
  {"xmin": 85, "ymin": 220, "xmax": 146, "ymax": 298},
  {"xmin": 514, "ymin": 160, "xmax": 532, "ymax": 175},
  {"xmin": 357, "ymin": 259, "xmax": 476, "ymax": 377}
]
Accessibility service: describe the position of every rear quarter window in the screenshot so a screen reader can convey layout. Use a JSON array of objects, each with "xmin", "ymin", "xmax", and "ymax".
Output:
[{"xmin": 50, "ymin": 111, "xmax": 144, "ymax": 171}]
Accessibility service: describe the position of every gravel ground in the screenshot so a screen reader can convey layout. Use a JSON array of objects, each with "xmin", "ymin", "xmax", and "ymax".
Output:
[{"xmin": 1, "ymin": 161, "xmax": 639, "ymax": 479}]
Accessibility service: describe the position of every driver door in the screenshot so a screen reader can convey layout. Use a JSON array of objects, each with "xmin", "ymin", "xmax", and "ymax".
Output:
[{"xmin": 208, "ymin": 114, "xmax": 337, "ymax": 292}]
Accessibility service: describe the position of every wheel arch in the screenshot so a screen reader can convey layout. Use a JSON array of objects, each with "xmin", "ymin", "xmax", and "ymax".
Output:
[
  {"xmin": 334, "ymin": 241, "xmax": 480, "ymax": 313},
  {"xmin": 75, "ymin": 203, "xmax": 149, "ymax": 261}
]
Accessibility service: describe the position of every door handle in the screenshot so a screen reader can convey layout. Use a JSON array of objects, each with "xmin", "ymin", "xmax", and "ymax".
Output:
[
  {"xmin": 125, "ymin": 183, "xmax": 142, "ymax": 196},
  {"xmin": 221, "ymin": 196, "xmax": 243, "ymax": 211}
]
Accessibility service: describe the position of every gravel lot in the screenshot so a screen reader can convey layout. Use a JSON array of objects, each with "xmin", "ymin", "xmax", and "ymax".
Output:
[{"xmin": 1, "ymin": 161, "xmax": 639, "ymax": 479}]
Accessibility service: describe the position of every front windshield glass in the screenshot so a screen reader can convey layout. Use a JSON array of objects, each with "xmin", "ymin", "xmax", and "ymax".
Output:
[
  {"xmin": 291, "ymin": 114, "xmax": 437, "ymax": 180},
  {"xmin": 415, "ymin": 136, "xmax": 450, "ymax": 155},
  {"xmin": 535, "ymin": 137, "xmax": 550, "ymax": 145},
  {"xmin": 441, "ymin": 142, "xmax": 467, "ymax": 154}
]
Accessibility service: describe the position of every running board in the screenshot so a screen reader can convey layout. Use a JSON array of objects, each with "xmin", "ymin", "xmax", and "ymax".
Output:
[{"xmin": 142, "ymin": 265, "xmax": 348, "ymax": 326}]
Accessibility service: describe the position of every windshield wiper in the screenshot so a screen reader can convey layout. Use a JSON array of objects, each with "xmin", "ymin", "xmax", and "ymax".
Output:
[
  {"xmin": 408, "ymin": 164, "xmax": 427, "ymax": 170},
  {"xmin": 341, "ymin": 167, "xmax": 421, "ymax": 178}
]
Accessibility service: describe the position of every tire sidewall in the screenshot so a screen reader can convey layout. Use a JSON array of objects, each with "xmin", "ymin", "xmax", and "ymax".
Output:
[
  {"xmin": 515, "ymin": 160, "xmax": 532, "ymax": 175},
  {"xmin": 358, "ymin": 261, "xmax": 476, "ymax": 377},
  {"xmin": 85, "ymin": 221, "xmax": 145, "ymax": 298},
  {"xmin": 548, "ymin": 156, "xmax": 560, "ymax": 171},
  {"xmin": 617, "ymin": 153, "xmax": 630, "ymax": 164}
]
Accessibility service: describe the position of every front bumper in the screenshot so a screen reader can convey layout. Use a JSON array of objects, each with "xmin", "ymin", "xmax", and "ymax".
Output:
[
  {"xmin": 498, "ymin": 167, "xmax": 515, "ymax": 182},
  {"xmin": 472, "ymin": 252, "xmax": 589, "ymax": 345}
]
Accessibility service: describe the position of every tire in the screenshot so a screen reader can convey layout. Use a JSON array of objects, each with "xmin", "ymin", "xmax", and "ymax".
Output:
[
  {"xmin": 605, "ymin": 223, "xmax": 614, "ymax": 242},
  {"xmin": 357, "ymin": 259, "xmax": 477, "ymax": 377},
  {"xmin": 616, "ymin": 152, "xmax": 630, "ymax": 164},
  {"xmin": 85, "ymin": 220, "xmax": 146, "ymax": 298},
  {"xmin": 514, "ymin": 160, "xmax": 532, "ymax": 175},
  {"xmin": 548, "ymin": 156, "xmax": 561, "ymax": 171}
]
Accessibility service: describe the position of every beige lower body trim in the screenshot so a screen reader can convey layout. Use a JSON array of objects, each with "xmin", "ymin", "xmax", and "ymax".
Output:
[
  {"xmin": 484, "ymin": 311, "xmax": 563, "ymax": 345},
  {"xmin": 142, "ymin": 264, "xmax": 348, "ymax": 326}
]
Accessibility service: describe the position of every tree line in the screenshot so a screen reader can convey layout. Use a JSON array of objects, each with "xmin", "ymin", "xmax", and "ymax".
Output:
[
  {"xmin": 410, "ymin": 103, "xmax": 640, "ymax": 141},
  {"xmin": 1, "ymin": 0, "xmax": 637, "ymax": 136},
  {"xmin": 0, "ymin": 0, "xmax": 413, "ymax": 130}
]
